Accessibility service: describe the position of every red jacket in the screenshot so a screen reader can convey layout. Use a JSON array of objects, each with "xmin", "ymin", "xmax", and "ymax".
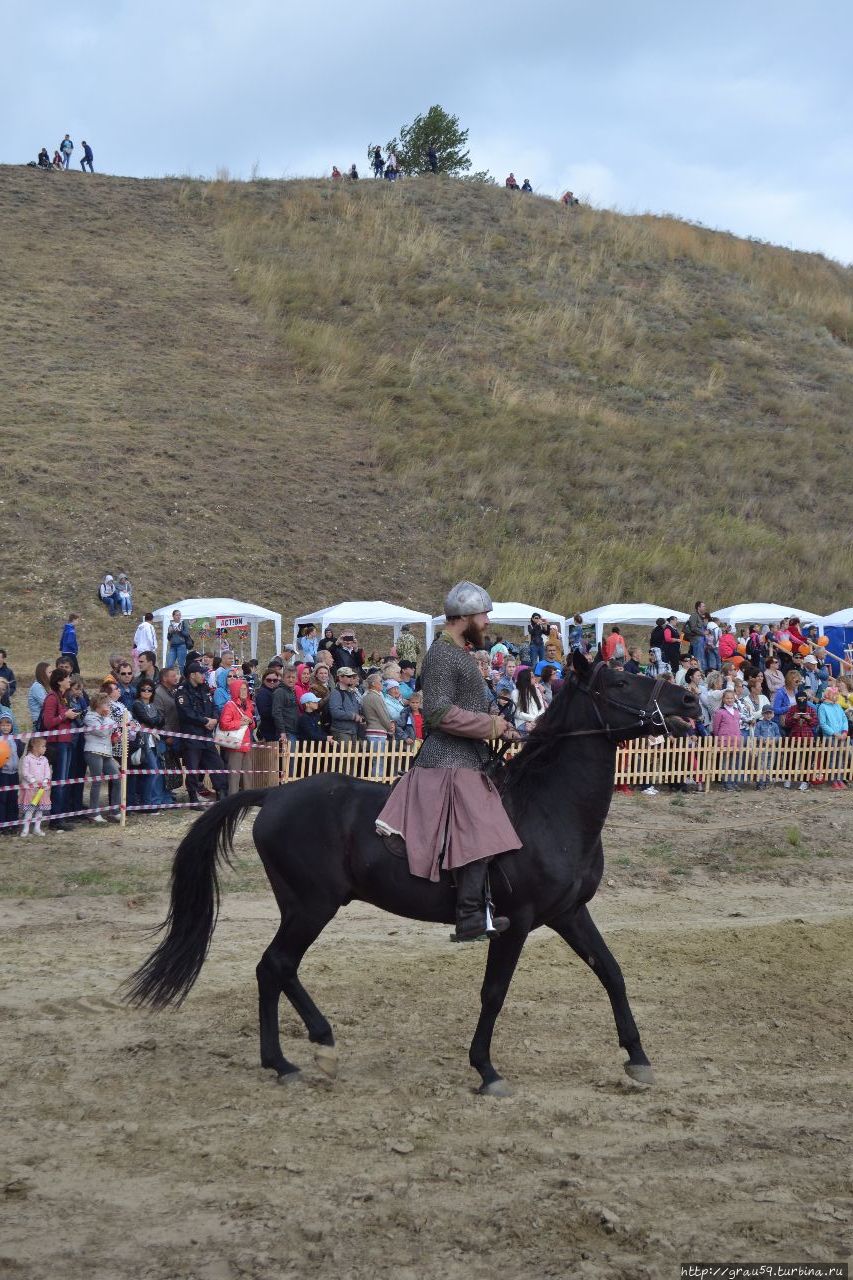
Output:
[
  {"xmin": 783, "ymin": 705, "xmax": 817, "ymax": 740},
  {"xmin": 41, "ymin": 691, "xmax": 73, "ymax": 742},
  {"xmin": 218, "ymin": 681, "xmax": 255, "ymax": 752},
  {"xmin": 719, "ymin": 633, "xmax": 738, "ymax": 661}
]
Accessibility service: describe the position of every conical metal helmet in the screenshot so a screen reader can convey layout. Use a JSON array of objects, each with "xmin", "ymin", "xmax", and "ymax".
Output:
[{"xmin": 443, "ymin": 581, "xmax": 493, "ymax": 618}]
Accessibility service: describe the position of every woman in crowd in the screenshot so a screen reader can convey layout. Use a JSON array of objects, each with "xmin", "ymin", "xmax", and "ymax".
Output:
[
  {"xmin": 512, "ymin": 668, "xmax": 545, "ymax": 733},
  {"xmin": 309, "ymin": 663, "xmax": 332, "ymax": 717},
  {"xmin": 218, "ymin": 677, "xmax": 255, "ymax": 795},
  {"xmin": 733, "ymin": 676, "xmax": 758, "ymax": 738},
  {"xmin": 700, "ymin": 671, "xmax": 724, "ymax": 724},
  {"xmin": 27, "ymin": 662, "xmax": 52, "ymax": 727},
  {"xmin": 382, "ymin": 679, "xmax": 406, "ymax": 734},
  {"xmin": 772, "ymin": 669, "xmax": 802, "ymax": 728},
  {"xmin": 41, "ymin": 669, "xmax": 83, "ymax": 827},
  {"xmin": 683, "ymin": 667, "xmax": 709, "ymax": 736},
  {"xmin": 297, "ymin": 625, "xmax": 319, "ymax": 664},
  {"xmin": 745, "ymin": 674, "xmax": 770, "ymax": 722},
  {"xmin": 66, "ymin": 675, "xmax": 90, "ymax": 814},
  {"xmin": 294, "ymin": 664, "xmax": 313, "ymax": 708},
  {"xmin": 166, "ymin": 610, "xmax": 192, "ymax": 672},
  {"xmin": 132, "ymin": 679, "xmax": 169, "ymax": 808},
  {"xmin": 763, "ymin": 655, "xmax": 785, "ymax": 697},
  {"xmin": 538, "ymin": 665, "xmax": 558, "ymax": 707},
  {"xmin": 254, "ymin": 668, "xmax": 281, "ymax": 742},
  {"xmin": 83, "ymin": 692, "xmax": 122, "ymax": 823}
]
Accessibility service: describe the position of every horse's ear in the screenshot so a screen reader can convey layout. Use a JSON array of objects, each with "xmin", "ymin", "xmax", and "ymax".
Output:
[{"xmin": 571, "ymin": 648, "xmax": 592, "ymax": 680}]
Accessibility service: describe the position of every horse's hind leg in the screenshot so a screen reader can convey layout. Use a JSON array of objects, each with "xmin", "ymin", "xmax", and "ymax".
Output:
[
  {"xmin": 257, "ymin": 905, "xmax": 337, "ymax": 1081},
  {"xmin": 551, "ymin": 903, "xmax": 654, "ymax": 1084}
]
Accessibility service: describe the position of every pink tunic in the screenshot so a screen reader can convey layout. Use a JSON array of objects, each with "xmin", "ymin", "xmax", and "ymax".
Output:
[{"xmin": 376, "ymin": 707, "xmax": 522, "ymax": 882}]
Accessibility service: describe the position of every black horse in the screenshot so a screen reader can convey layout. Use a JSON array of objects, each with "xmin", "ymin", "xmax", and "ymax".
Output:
[{"xmin": 127, "ymin": 654, "xmax": 698, "ymax": 1095}]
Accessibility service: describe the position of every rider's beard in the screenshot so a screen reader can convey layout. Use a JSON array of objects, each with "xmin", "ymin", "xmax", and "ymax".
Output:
[{"xmin": 462, "ymin": 619, "xmax": 486, "ymax": 649}]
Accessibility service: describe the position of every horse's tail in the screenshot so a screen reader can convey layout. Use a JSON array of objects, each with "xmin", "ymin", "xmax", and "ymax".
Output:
[{"xmin": 124, "ymin": 789, "xmax": 269, "ymax": 1009}]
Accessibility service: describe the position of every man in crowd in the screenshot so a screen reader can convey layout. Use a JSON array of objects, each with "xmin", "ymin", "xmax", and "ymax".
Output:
[
  {"xmin": 137, "ymin": 650, "xmax": 159, "ymax": 686},
  {"xmin": 272, "ymin": 665, "xmax": 299, "ymax": 747},
  {"xmin": 115, "ymin": 659, "xmax": 136, "ymax": 710},
  {"xmin": 331, "ymin": 632, "xmax": 365, "ymax": 678},
  {"xmin": 534, "ymin": 641, "xmax": 563, "ymax": 677},
  {"xmin": 376, "ymin": 581, "xmax": 522, "ymax": 942},
  {"xmin": 684, "ymin": 601, "xmax": 709, "ymax": 672},
  {"xmin": 134, "ymin": 612, "xmax": 157, "ymax": 656},
  {"xmin": 328, "ymin": 667, "xmax": 363, "ymax": 741},
  {"xmin": 80, "ymin": 140, "xmax": 94, "ymax": 172},
  {"xmin": 175, "ymin": 661, "xmax": 226, "ymax": 806},
  {"xmin": 153, "ymin": 665, "xmax": 180, "ymax": 731}
]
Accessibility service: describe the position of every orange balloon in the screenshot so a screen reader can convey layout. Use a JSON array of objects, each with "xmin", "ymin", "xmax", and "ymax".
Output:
[
  {"xmin": 798, "ymin": 644, "xmax": 810, "ymax": 656},
  {"xmin": 778, "ymin": 640, "xmax": 792, "ymax": 652},
  {"xmin": 731, "ymin": 654, "xmax": 744, "ymax": 667},
  {"xmin": 0, "ymin": 739, "xmax": 9, "ymax": 770},
  {"xmin": 818, "ymin": 636, "xmax": 830, "ymax": 646}
]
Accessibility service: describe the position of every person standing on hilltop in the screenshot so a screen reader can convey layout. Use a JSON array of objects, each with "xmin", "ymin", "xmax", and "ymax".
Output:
[
  {"xmin": 80, "ymin": 141, "xmax": 94, "ymax": 173},
  {"xmin": 427, "ymin": 142, "xmax": 438, "ymax": 173},
  {"xmin": 59, "ymin": 134, "xmax": 74, "ymax": 169}
]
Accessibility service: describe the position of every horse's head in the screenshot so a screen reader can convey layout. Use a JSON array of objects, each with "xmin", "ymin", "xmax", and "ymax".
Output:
[{"xmin": 568, "ymin": 650, "xmax": 700, "ymax": 739}]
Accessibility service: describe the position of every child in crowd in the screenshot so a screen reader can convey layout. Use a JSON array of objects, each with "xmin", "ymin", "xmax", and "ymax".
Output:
[
  {"xmin": 753, "ymin": 705, "xmax": 781, "ymax": 789},
  {"xmin": 712, "ymin": 689, "xmax": 742, "ymax": 791},
  {"xmin": 83, "ymin": 693, "xmax": 123, "ymax": 822},
  {"xmin": 20, "ymin": 737, "xmax": 52, "ymax": 836},
  {"xmin": 0, "ymin": 713, "xmax": 20, "ymax": 830}
]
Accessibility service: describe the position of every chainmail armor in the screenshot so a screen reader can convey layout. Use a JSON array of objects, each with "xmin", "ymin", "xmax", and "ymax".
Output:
[{"xmin": 416, "ymin": 635, "xmax": 491, "ymax": 770}]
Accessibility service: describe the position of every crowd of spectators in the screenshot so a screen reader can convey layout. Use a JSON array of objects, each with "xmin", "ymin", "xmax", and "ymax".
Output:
[{"xmin": 0, "ymin": 599, "xmax": 849, "ymax": 835}]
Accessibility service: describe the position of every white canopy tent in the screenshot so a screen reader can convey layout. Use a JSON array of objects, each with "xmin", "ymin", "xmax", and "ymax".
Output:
[
  {"xmin": 714, "ymin": 602, "xmax": 824, "ymax": 627},
  {"xmin": 292, "ymin": 601, "xmax": 435, "ymax": 649},
  {"xmin": 432, "ymin": 601, "xmax": 567, "ymax": 647},
  {"xmin": 579, "ymin": 603, "xmax": 688, "ymax": 646},
  {"xmin": 153, "ymin": 597, "xmax": 282, "ymax": 665},
  {"xmin": 822, "ymin": 607, "xmax": 853, "ymax": 627}
]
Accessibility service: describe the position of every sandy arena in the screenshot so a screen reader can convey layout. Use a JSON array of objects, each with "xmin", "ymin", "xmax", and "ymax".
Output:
[{"xmin": 1, "ymin": 788, "xmax": 852, "ymax": 1280}]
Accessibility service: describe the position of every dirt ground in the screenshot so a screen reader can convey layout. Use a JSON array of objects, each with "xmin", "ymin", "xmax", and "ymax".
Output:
[{"xmin": 1, "ymin": 788, "xmax": 851, "ymax": 1280}]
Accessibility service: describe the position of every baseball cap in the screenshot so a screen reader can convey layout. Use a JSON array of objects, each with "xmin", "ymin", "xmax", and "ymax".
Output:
[
  {"xmin": 336, "ymin": 667, "xmax": 355, "ymax": 678},
  {"xmin": 299, "ymin": 692, "xmax": 320, "ymax": 707},
  {"xmin": 384, "ymin": 678, "xmax": 401, "ymax": 689},
  {"xmin": 185, "ymin": 661, "xmax": 204, "ymax": 675},
  {"xmin": 761, "ymin": 705, "xmax": 774, "ymax": 714}
]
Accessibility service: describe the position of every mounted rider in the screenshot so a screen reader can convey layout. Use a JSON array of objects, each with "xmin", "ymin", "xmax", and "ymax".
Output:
[{"xmin": 375, "ymin": 581, "xmax": 523, "ymax": 941}]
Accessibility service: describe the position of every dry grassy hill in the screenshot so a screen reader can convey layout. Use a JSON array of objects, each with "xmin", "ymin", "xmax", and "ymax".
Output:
[{"xmin": 1, "ymin": 166, "xmax": 852, "ymax": 677}]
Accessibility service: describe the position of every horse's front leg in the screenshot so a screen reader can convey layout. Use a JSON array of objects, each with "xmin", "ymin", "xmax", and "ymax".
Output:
[
  {"xmin": 550, "ymin": 903, "xmax": 653, "ymax": 1084},
  {"xmin": 468, "ymin": 922, "xmax": 530, "ymax": 1097}
]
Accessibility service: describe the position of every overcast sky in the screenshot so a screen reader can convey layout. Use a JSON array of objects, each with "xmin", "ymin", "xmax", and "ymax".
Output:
[{"xmin": 8, "ymin": 0, "xmax": 853, "ymax": 263}]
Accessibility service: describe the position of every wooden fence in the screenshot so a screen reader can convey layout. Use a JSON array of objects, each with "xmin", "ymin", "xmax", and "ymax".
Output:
[{"xmin": 243, "ymin": 737, "xmax": 852, "ymax": 791}]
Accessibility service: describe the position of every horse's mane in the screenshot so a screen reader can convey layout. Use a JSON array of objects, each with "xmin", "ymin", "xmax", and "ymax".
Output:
[{"xmin": 500, "ymin": 677, "xmax": 584, "ymax": 796}]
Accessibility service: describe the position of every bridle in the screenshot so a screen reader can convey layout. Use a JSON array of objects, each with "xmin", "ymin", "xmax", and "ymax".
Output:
[
  {"xmin": 569, "ymin": 663, "xmax": 674, "ymax": 740},
  {"xmin": 489, "ymin": 665, "xmax": 675, "ymax": 770}
]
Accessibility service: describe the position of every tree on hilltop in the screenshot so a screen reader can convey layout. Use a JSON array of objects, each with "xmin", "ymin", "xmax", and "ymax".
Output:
[{"xmin": 386, "ymin": 105, "xmax": 472, "ymax": 176}]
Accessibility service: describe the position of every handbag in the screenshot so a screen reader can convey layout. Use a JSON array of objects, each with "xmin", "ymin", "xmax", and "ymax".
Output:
[{"xmin": 214, "ymin": 724, "xmax": 247, "ymax": 750}]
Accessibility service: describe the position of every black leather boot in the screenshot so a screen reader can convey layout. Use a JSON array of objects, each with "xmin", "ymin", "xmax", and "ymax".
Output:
[{"xmin": 452, "ymin": 861, "xmax": 510, "ymax": 942}]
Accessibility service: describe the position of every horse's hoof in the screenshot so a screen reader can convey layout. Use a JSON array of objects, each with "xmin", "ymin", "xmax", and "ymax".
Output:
[
  {"xmin": 314, "ymin": 1045, "xmax": 338, "ymax": 1079},
  {"xmin": 276, "ymin": 1068, "xmax": 302, "ymax": 1086},
  {"xmin": 478, "ymin": 1078, "xmax": 513, "ymax": 1098},
  {"xmin": 624, "ymin": 1062, "xmax": 654, "ymax": 1086}
]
